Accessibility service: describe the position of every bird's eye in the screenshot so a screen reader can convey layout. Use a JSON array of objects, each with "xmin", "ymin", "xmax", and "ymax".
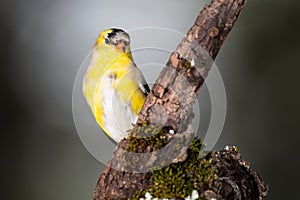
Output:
[{"xmin": 105, "ymin": 38, "xmax": 110, "ymax": 44}]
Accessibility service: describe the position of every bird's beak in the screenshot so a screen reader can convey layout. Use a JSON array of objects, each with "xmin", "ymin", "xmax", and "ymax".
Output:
[{"xmin": 116, "ymin": 41, "xmax": 126, "ymax": 53}]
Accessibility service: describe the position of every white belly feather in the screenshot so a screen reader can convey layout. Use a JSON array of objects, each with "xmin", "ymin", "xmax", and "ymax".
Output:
[{"xmin": 99, "ymin": 74, "xmax": 137, "ymax": 142}]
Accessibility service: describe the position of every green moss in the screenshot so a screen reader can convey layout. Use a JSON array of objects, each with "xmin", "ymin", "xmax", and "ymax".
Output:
[
  {"xmin": 120, "ymin": 124, "xmax": 173, "ymax": 170},
  {"xmin": 130, "ymin": 190, "xmax": 146, "ymax": 200},
  {"xmin": 126, "ymin": 124, "xmax": 170, "ymax": 153},
  {"xmin": 130, "ymin": 138, "xmax": 218, "ymax": 199}
]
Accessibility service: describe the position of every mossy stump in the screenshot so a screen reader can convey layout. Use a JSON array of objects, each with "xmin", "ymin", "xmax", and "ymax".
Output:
[{"xmin": 94, "ymin": 125, "xmax": 269, "ymax": 200}]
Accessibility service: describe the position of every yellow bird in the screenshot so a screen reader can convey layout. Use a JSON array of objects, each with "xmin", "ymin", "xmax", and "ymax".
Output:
[{"xmin": 83, "ymin": 28, "xmax": 150, "ymax": 142}]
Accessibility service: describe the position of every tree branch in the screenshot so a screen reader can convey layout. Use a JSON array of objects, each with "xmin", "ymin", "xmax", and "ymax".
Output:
[{"xmin": 137, "ymin": 0, "xmax": 246, "ymax": 131}]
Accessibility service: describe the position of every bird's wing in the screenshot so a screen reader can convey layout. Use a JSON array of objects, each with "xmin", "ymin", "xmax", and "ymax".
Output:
[{"xmin": 131, "ymin": 62, "xmax": 150, "ymax": 97}]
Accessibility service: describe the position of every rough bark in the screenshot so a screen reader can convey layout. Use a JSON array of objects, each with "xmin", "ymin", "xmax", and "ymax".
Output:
[
  {"xmin": 93, "ymin": 0, "xmax": 269, "ymax": 199},
  {"xmin": 137, "ymin": 0, "xmax": 246, "ymax": 130},
  {"xmin": 207, "ymin": 146, "xmax": 269, "ymax": 200}
]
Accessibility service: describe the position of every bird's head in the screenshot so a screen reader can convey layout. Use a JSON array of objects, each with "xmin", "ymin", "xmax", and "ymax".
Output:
[{"xmin": 95, "ymin": 28, "xmax": 131, "ymax": 54}]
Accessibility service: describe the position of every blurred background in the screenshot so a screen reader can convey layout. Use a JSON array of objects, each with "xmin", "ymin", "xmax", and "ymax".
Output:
[{"xmin": 1, "ymin": 0, "xmax": 299, "ymax": 199}]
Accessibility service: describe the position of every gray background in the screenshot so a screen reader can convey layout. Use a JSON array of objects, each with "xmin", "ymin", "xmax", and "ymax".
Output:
[{"xmin": 1, "ymin": 0, "xmax": 299, "ymax": 199}]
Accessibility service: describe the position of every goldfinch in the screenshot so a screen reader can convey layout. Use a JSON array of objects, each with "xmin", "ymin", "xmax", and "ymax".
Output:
[{"xmin": 83, "ymin": 28, "xmax": 150, "ymax": 142}]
